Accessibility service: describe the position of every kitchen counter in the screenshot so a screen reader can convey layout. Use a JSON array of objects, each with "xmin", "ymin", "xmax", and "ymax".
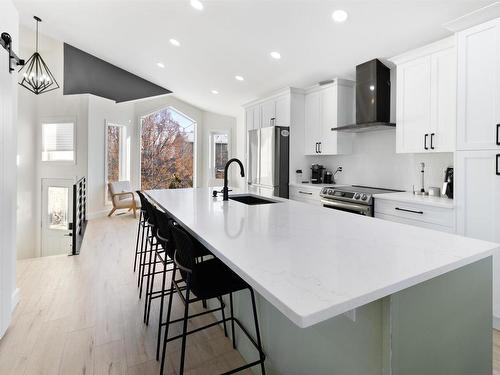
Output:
[
  {"xmin": 146, "ymin": 187, "xmax": 497, "ymax": 328},
  {"xmin": 373, "ymin": 191, "xmax": 454, "ymax": 209}
]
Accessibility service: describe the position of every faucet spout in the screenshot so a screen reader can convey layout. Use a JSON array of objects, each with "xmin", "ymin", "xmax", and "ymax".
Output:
[{"xmin": 222, "ymin": 158, "xmax": 245, "ymax": 201}]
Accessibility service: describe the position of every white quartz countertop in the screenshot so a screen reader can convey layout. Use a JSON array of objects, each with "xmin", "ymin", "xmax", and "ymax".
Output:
[
  {"xmin": 373, "ymin": 192, "xmax": 454, "ymax": 209},
  {"xmin": 146, "ymin": 188, "xmax": 498, "ymax": 328}
]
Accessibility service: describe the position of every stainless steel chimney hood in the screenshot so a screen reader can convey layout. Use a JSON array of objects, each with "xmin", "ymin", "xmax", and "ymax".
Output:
[{"xmin": 332, "ymin": 59, "xmax": 395, "ymax": 133}]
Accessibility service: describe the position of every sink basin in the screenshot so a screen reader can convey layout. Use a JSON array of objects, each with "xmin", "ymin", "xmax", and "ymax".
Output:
[{"xmin": 229, "ymin": 194, "xmax": 277, "ymax": 205}]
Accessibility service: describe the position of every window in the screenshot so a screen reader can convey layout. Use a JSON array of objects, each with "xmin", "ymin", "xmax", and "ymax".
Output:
[
  {"xmin": 41, "ymin": 121, "xmax": 75, "ymax": 162},
  {"xmin": 47, "ymin": 186, "xmax": 69, "ymax": 230},
  {"xmin": 209, "ymin": 132, "xmax": 229, "ymax": 180},
  {"xmin": 140, "ymin": 107, "xmax": 196, "ymax": 190},
  {"xmin": 105, "ymin": 123, "xmax": 128, "ymax": 203}
]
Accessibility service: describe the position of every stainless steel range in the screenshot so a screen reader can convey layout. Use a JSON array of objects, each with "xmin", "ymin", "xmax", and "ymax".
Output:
[{"xmin": 320, "ymin": 185, "xmax": 402, "ymax": 216}]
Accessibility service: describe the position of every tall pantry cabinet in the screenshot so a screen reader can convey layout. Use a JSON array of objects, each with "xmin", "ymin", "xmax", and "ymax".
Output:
[{"xmin": 454, "ymin": 17, "xmax": 500, "ymax": 323}]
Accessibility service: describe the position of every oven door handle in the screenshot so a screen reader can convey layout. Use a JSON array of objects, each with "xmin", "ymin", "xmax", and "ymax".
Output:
[{"xmin": 321, "ymin": 199, "xmax": 371, "ymax": 214}]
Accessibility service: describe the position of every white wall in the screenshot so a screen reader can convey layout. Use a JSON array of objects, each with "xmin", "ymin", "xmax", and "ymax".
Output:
[
  {"xmin": 17, "ymin": 26, "xmax": 89, "ymax": 258},
  {"xmin": 87, "ymin": 95, "xmax": 134, "ymax": 218},
  {"xmin": 306, "ymin": 130, "xmax": 453, "ymax": 190},
  {"xmin": 0, "ymin": 0, "xmax": 19, "ymax": 338},
  {"xmin": 201, "ymin": 111, "xmax": 238, "ymax": 187}
]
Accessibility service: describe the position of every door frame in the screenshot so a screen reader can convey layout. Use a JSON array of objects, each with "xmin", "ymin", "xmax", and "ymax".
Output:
[{"xmin": 40, "ymin": 178, "xmax": 74, "ymax": 257}]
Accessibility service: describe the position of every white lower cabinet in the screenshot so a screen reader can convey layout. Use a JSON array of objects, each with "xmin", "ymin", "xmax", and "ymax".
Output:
[
  {"xmin": 455, "ymin": 150, "xmax": 500, "ymax": 318},
  {"xmin": 289, "ymin": 185, "xmax": 322, "ymax": 206},
  {"xmin": 375, "ymin": 199, "xmax": 455, "ymax": 233}
]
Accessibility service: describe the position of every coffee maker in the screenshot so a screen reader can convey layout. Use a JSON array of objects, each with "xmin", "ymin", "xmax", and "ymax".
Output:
[
  {"xmin": 442, "ymin": 167, "xmax": 454, "ymax": 198},
  {"xmin": 311, "ymin": 164, "xmax": 325, "ymax": 184}
]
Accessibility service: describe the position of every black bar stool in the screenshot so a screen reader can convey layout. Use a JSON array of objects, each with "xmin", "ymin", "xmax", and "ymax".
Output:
[
  {"xmin": 150, "ymin": 210, "xmax": 218, "ymax": 360},
  {"xmin": 160, "ymin": 221, "xmax": 266, "ymax": 375},
  {"xmin": 134, "ymin": 191, "xmax": 150, "ymax": 273}
]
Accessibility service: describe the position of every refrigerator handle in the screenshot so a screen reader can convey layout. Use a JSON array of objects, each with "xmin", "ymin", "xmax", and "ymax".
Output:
[
  {"xmin": 496, "ymin": 154, "xmax": 500, "ymax": 176},
  {"xmin": 496, "ymin": 124, "xmax": 500, "ymax": 146}
]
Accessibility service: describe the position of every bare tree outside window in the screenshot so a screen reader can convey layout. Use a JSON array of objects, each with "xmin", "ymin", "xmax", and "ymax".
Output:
[
  {"xmin": 107, "ymin": 126, "xmax": 120, "ymax": 183},
  {"xmin": 214, "ymin": 134, "xmax": 228, "ymax": 179},
  {"xmin": 141, "ymin": 107, "xmax": 195, "ymax": 190}
]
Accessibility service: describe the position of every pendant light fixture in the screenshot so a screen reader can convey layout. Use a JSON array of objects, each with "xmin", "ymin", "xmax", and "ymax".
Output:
[{"xmin": 18, "ymin": 16, "xmax": 59, "ymax": 95}]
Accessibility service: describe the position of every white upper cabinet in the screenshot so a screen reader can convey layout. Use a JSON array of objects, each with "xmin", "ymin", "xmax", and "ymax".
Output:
[
  {"xmin": 391, "ymin": 37, "xmax": 456, "ymax": 153},
  {"xmin": 457, "ymin": 19, "xmax": 500, "ymax": 151},
  {"xmin": 260, "ymin": 100, "xmax": 276, "ymax": 128},
  {"xmin": 303, "ymin": 80, "xmax": 355, "ymax": 156},
  {"xmin": 245, "ymin": 105, "xmax": 260, "ymax": 131},
  {"xmin": 244, "ymin": 92, "xmax": 292, "ymax": 130},
  {"xmin": 274, "ymin": 95, "xmax": 291, "ymax": 127}
]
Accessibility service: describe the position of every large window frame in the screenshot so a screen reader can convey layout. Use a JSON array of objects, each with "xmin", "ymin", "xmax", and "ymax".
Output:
[
  {"xmin": 208, "ymin": 129, "xmax": 231, "ymax": 184},
  {"xmin": 104, "ymin": 121, "xmax": 128, "ymax": 205},
  {"xmin": 40, "ymin": 117, "xmax": 77, "ymax": 165},
  {"xmin": 138, "ymin": 105, "xmax": 198, "ymax": 189}
]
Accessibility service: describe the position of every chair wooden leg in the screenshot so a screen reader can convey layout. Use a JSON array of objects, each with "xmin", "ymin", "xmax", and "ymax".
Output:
[{"xmin": 108, "ymin": 207, "xmax": 116, "ymax": 217}]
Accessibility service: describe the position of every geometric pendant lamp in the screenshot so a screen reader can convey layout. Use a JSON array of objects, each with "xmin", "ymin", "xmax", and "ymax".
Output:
[{"xmin": 18, "ymin": 16, "xmax": 59, "ymax": 95}]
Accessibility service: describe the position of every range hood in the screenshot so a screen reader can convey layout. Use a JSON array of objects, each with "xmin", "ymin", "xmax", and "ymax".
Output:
[{"xmin": 332, "ymin": 59, "xmax": 395, "ymax": 133}]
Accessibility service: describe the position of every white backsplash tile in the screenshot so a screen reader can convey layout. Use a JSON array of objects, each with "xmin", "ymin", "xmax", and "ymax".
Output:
[{"xmin": 306, "ymin": 130, "xmax": 453, "ymax": 191}]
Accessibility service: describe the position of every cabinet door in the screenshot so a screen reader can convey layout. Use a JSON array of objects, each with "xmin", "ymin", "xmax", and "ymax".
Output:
[
  {"xmin": 457, "ymin": 20, "xmax": 500, "ymax": 151},
  {"xmin": 319, "ymin": 86, "xmax": 338, "ymax": 155},
  {"xmin": 396, "ymin": 56, "xmax": 432, "ymax": 153},
  {"xmin": 304, "ymin": 91, "xmax": 321, "ymax": 155},
  {"xmin": 245, "ymin": 108, "xmax": 255, "ymax": 131},
  {"xmin": 431, "ymin": 47, "xmax": 456, "ymax": 152},
  {"xmin": 274, "ymin": 95, "xmax": 290, "ymax": 127},
  {"xmin": 260, "ymin": 100, "xmax": 276, "ymax": 128},
  {"xmin": 456, "ymin": 150, "xmax": 500, "ymax": 316}
]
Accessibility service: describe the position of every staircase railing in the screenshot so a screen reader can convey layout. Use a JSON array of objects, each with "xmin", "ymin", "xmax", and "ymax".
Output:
[{"xmin": 71, "ymin": 176, "xmax": 87, "ymax": 255}]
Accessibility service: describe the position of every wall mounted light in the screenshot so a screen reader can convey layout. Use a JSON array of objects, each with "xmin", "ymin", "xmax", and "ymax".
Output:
[
  {"xmin": 18, "ymin": 16, "xmax": 59, "ymax": 95},
  {"xmin": 0, "ymin": 32, "xmax": 25, "ymax": 73}
]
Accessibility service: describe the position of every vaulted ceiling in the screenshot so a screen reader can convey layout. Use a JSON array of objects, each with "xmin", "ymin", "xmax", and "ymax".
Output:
[{"xmin": 13, "ymin": 0, "xmax": 494, "ymax": 116}]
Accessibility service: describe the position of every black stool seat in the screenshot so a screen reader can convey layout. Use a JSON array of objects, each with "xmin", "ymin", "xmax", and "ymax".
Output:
[{"xmin": 188, "ymin": 258, "xmax": 248, "ymax": 300}]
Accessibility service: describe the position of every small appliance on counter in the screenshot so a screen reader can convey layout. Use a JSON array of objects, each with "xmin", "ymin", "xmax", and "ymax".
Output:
[
  {"xmin": 323, "ymin": 171, "xmax": 333, "ymax": 184},
  {"xmin": 311, "ymin": 164, "xmax": 325, "ymax": 184},
  {"xmin": 442, "ymin": 167, "xmax": 454, "ymax": 198}
]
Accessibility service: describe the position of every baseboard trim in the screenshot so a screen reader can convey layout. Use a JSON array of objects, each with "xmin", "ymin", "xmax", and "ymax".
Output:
[{"xmin": 11, "ymin": 288, "xmax": 19, "ymax": 312}]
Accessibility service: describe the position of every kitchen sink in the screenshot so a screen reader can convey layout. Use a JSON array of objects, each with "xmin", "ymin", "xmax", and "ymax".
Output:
[{"xmin": 229, "ymin": 195, "xmax": 277, "ymax": 205}]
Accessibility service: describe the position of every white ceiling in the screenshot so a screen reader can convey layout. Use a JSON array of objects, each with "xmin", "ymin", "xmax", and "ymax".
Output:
[{"xmin": 13, "ymin": 0, "xmax": 494, "ymax": 117}]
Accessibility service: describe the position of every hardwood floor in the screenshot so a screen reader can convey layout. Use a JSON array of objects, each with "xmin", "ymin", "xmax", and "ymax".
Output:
[
  {"xmin": 1, "ymin": 213, "xmax": 499, "ymax": 374},
  {"xmin": 0, "ymin": 214, "xmax": 250, "ymax": 375}
]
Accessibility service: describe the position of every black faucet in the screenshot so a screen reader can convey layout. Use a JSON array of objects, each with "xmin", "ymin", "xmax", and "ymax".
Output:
[{"xmin": 223, "ymin": 158, "xmax": 245, "ymax": 201}]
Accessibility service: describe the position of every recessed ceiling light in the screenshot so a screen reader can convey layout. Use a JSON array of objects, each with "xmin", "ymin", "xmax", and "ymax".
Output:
[
  {"xmin": 211, "ymin": 89, "xmax": 219, "ymax": 95},
  {"xmin": 169, "ymin": 38, "xmax": 181, "ymax": 47},
  {"xmin": 190, "ymin": 0, "xmax": 204, "ymax": 10},
  {"xmin": 332, "ymin": 9, "xmax": 348, "ymax": 23},
  {"xmin": 157, "ymin": 62, "xmax": 165, "ymax": 68},
  {"xmin": 270, "ymin": 51, "xmax": 281, "ymax": 60},
  {"xmin": 235, "ymin": 75, "xmax": 244, "ymax": 81}
]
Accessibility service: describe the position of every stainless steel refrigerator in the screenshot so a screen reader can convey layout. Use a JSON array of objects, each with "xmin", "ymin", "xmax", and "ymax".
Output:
[{"xmin": 247, "ymin": 126, "xmax": 289, "ymax": 198}]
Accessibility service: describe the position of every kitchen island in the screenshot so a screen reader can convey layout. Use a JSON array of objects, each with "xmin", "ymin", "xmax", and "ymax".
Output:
[{"xmin": 146, "ymin": 187, "xmax": 499, "ymax": 375}]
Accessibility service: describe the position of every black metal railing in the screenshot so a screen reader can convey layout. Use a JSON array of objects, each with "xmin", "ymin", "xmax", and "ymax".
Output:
[{"xmin": 71, "ymin": 176, "xmax": 87, "ymax": 255}]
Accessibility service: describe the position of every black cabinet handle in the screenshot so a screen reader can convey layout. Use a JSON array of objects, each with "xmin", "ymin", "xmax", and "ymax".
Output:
[
  {"xmin": 424, "ymin": 134, "xmax": 429, "ymax": 150},
  {"xmin": 315, "ymin": 142, "xmax": 318, "ymax": 153},
  {"xmin": 430, "ymin": 133, "xmax": 435, "ymax": 150},
  {"xmin": 395, "ymin": 207, "xmax": 424, "ymax": 215},
  {"xmin": 496, "ymin": 124, "xmax": 500, "ymax": 146},
  {"xmin": 298, "ymin": 191, "xmax": 313, "ymax": 195},
  {"xmin": 318, "ymin": 142, "xmax": 322, "ymax": 153},
  {"xmin": 496, "ymin": 154, "xmax": 500, "ymax": 176}
]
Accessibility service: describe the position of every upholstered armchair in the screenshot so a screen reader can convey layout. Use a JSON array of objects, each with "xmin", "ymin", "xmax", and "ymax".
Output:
[{"xmin": 108, "ymin": 181, "xmax": 141, "ymax": 218}]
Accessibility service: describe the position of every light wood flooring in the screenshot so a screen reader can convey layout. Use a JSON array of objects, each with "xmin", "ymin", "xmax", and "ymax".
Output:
[
  {"xmin": 0, "ymin": 214, "xmax": 251, "ymax": 375},
  {"xmin": 1, "ymin": 213, "xmax": 500, "ymax": 374}
]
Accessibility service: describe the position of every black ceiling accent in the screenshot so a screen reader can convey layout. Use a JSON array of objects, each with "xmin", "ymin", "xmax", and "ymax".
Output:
[{"xmin": 63, "ymin": 43, "xmax": 172, "ymax": 103}]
